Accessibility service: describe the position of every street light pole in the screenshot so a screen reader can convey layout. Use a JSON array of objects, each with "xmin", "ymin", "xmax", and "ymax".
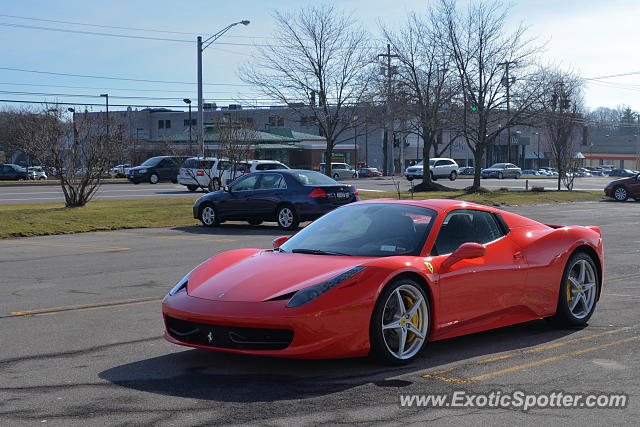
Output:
[
  {"xmin": 100, "ymin": 93, "xmax": 109, "ymax": 136},
  {"xmin": 197, "ymin": 20, "xmax": 250, "ymax": 158},
  {"xmin": 183, "ymin": 98, "xmax": 192, "ymax": 155}
]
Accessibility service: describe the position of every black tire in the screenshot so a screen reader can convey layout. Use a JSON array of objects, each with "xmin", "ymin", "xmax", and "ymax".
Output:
[
  {"xmin": 549, "ymin": 252, "xmax": 599, "ymax": 327},
  {"xmin": 187, "ymin": 185, "xmax": 198, "ymax": 192},
  {"xmin": 276, "ymin": 204, "xmax": 299, "ymax": 231},
  {"xmin": 613, "ymin": 186, "xmax": 628, "ymax": 201},
  {"xmin": 333, "ymin": 173, "xmax": 340, "ymax": 180},
  {"xmin": 498, "ymin": 172, "xmax": 504, "ymax": 179},
  {"xmin": 449, "ymin": 171, "xmax": 457, "ymax": 181},
  {"xmin": 208, "ymin": 178, "xmax": 221, "ymax": 192},
  {"xmin": 369, "ymin": 277, "xmax": 431, "ymax": 365},
  {"xmin": 515, "ymin": 172, "xmax": 521, "ymax": 179},
  {"xmin": 247, "ymin": 219, "xmax": 263, "ymax": 226},
  {"xmin": 199, "ymin": 203, "xmax": 220, "ymax": 227},
  {"xmin": 430, "ymin": 172, "xmax": 436, "ymax": 181},
  {"xmin": 149, "ymin": 173, "xmax": 159, "ymax": 184},
  {"xmin": 633, "ymin": 197, "xmax": 640, "ymax": 202},
  {"xmin": 406, "ymin": 176, "xmax": 414, "ymax": 182},
  {"xmin": 353, "ymin": 173, "xmax": 358, "ymax": 179}
]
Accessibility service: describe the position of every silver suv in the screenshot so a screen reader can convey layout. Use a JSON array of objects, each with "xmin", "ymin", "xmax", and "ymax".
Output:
[
  {"xmin": 179, "ymin": 158, "xmax": 289, "ymax": 192},
  {"xmin": 320, "ymin": 162, "xmax": 358, "ymax": 180},
  {"xmin": 405, "ymin": 157, "xmax": 459, "ymax": 181}
]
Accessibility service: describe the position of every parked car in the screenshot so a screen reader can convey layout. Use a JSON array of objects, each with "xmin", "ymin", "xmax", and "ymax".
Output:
[
  {"xmin": 178, "ymin": 157, "xmax": 224, "ymax": 192},
  {"xmin": 522, "ymin": 170, "xmax": 540, "ymax": 176},
  {"xmin": 357, "ymin": 167, "xmax": 382, "ymax": 178},
  {"xmin": 110, "ymin": 164, "xmax": 131, "ymax": 178},
  {"xmin": 604, "ymin": 172, "xmax": 640, "ymax": 201},
  {"xmin": 127, "ymin": 156, "xmax": 188, "ymax": 184},
  {"xmin": 319, "ymin": 162, "xmax": 358, "ymax": 180},
  {"xmin": 405, "ymin": 158, "xmax": 459, "ymax": 181},
  {"xmin": 164, "ymin": 198, "xmax": 603, "ymax": 364},
  {"xmin": 608, "ymin": 169, "xmax": 636, "ymax": 178},
  {"xmin": 27, "ymin": 166, "xmax": 48, "ymax": 180},
  {"xmin": 481, "ymin": 163, "xmax": 522, "ymax": 179},
  {"xmin": 0, "ymin": 164, "xmax": 28, "ymax": 181},
  {"xmin": 457, "ymin": 166, "xmax": 475, "ymax": 175},
  {"xmin": 193, "ymin": 169, "xmax": 359, "ymax": 231}
]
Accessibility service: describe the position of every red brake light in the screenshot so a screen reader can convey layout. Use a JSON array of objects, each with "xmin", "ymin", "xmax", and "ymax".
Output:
[
  {"xmin": 355, "ymin": 187, "xmax": 359, "ymax": 196},
  {"xmin": 196, "ymin": 170, "xmax": 204, "ymax": 176},
  {"xmin": 308, "ymin": 188, "xmax": 327, "ymax": 198}
]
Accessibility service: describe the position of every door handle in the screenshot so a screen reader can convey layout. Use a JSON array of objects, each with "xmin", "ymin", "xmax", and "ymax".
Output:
[{"xmin": 513, "ymin": 251, "xmax": 523, "ymax": 260}]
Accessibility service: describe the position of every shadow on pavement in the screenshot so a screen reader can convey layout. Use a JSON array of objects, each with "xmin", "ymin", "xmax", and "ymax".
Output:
[
  {"xmin": 99, "ymin": 319, "xmax": 580, "ymax": 402},
  {"xmin": 172, "ymin": 223, "xmax": 305, "ymax": 237}
]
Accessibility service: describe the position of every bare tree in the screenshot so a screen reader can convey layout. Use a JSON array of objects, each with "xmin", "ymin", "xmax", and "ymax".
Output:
[
  {"xmin": 536, "ymin": 68, "xmax": 585, "ymax": 190},
  {"xmin": 239, "ymin": 5, "xmax": 372, "ymax": 177},
  {"xmin": 215, "ymin": 117, "xmax": 256, "ymax": 184},
  {"xmin": 438, "ymin": 0, "xmax": 544, "ymax": 191},
  {"xmin": 383, "ymin": 11, "xmax": 455, "ymax": 190},
  {"xmin": 12, "ymin": 105, "xmax": 124, "ymax": 207}
]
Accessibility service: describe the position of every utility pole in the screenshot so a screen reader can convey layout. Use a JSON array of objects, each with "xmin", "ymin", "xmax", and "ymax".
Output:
[
  {"xmin": 378, "ymin": 44, "xmax": 398, "ymax": 176},
  {"xmin": 498, "ymin": 61, "xmax": 516, "ymax": 163}
]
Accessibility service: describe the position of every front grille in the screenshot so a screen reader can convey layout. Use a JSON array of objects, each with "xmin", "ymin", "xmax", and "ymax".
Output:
[{"xmin": 165, "ymin": 315, "xmax": 294, "ymax": 350}]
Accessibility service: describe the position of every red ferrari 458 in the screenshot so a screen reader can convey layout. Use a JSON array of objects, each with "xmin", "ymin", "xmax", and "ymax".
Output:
[{"xmin": 162, "ymin": 199, "xmax": 603, "ymax": 364}]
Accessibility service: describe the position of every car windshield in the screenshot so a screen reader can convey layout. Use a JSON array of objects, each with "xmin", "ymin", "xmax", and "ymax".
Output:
[
  {"xmin": 490, "ymin": 163, "xmax": 506, "ymax": 168},
  {"xmin": 279, "ymin": 203, "xmax": 437, "ymax": 257},
  {"xmin": 140, "ymin": 157, "xmax": 162, "ymax": 167},
  {"xmin": 291, "ymin": 171, "xmax": 339, "ymax": 185}
]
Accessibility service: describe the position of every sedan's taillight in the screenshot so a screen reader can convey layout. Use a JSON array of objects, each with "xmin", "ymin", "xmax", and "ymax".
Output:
[
  {"xmin": 196, "ymin": 170, "xmax": 204, "ymax": 176},
  {"xmin": 308, "ymin": 188, "xmax": 327, "ymax": 198}
]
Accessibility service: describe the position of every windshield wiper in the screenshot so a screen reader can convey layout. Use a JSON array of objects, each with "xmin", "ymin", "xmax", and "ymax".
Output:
[{"xmin": 291, "ymin": 248, "xmax": 351, "ymax": 256}]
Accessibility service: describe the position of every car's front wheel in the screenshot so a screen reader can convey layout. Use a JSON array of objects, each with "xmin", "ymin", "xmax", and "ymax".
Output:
[
  {"xmin": 187, "ymin": 185, "xmax": 198, "ymax": 192},
  {"xmin": 406, "ymin": 176, "xmax": 414, "ymax": 181},
  {"xmin": 200, "ymin": 203, "xmax": 220, "ymax": 227},
  {"xmin": 276, "ymin": 205, "xmax": 299, "ymax": 231},
  {"xmin": 550, "ymin": 252, "xmax": 599, "ymax": 326},
  {"xmin": 370, "ymin": 278, "xmax": 430, "ymax": 365},
  {"xmin": 497, "ymin": 172, "xmax": 504, "ymax": 179},
  {"xmin": 449, "ymin": 171, "xmax": 457, "ymax": 181},
  {"xmin": 149, "ymin": 173, "xmax": 159, "ymax": 184},
  {"xmin": 515, "ymin": 172, "xmax": 521, "ymax": 179},
  {"xmin": 333, "ymin": 173, "xmax": 340, "ymax": 180},
  {"xmin": 208, "ymin": 178, "xmax": 221, "ymax": 192},
  {"xmin": 613, "ymin": 186, "xmax": 628, "ymax": 201}
]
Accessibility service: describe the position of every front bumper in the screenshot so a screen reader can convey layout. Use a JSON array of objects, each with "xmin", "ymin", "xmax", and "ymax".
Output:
[
  {"xmin": 127, "ymin": 173, "xmax": 149, "ymax": 183},
  {"xmin": 162, "ymin": 290, "xmax": 371, "ymax": 359}
]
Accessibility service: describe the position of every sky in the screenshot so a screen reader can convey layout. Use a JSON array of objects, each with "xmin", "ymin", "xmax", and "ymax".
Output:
[{"xmin": 1, "ymin": 0, "xmax": 639, "ymax": 114}]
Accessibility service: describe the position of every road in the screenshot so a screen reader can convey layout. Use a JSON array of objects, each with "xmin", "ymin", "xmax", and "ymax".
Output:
[
  {"xmin": 1, "ymin": 201, "xmax": 638, "ymax": 424},
  {"xmin": 0, "ymin": 176, "xmax": 613, "ymax": 204}
]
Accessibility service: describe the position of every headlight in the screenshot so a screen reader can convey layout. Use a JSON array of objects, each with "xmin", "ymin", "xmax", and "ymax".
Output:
[
  {"xmin": 286, "ymin": 266, "xmax": 367, "ymax": 308},
  {"xmin": 138, "ymin": 168, "xmax": 148, "ymax": 173},
  {"xmin": 168, "ymin": 273, "xmax": 190, "ymax": 296}
]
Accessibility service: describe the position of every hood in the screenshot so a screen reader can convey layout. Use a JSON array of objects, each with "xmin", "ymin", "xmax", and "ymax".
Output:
[
  {"xmin": 605, "ymin": 177, "xmax": 631, "ymax": 187},
  {"xmin": 129, "ymin": 165, "xmax": 149, "ymax": 171},
  {"xmin": 187, "ymin": 249, "xmax": 369, "ymax": 302}
]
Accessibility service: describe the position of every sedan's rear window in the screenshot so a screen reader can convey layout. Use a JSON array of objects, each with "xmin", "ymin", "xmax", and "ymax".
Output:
[{"xmin": 292, "ymin": 171, "xmax": 339, "ymax": 185}]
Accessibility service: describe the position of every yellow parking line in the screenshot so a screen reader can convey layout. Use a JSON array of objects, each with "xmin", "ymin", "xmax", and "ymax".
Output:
[
  {"xmin": 10, "ymin": 296, "xmax": 163, "ymax": 317},
  {"xmin": 0, "ymin": 240, "xmax": 129, "ymax": 251},
  {"xmin": 469, "ymin": 336, "xmax": 638, "ymax": 381},
  {"xmin": 423, "ymin": 327, "xmax": 632, "ymax": 382},
  {"xmin": 106, "ymin": 231, "xmax": 235, "ymax": 242},
  {"xmin": 524, "ymin": 327, "xmax": 630, "ymax": 353},
  {"xmin": 603, "ymin": 293, "xmax": 640, "ymax": 298}
]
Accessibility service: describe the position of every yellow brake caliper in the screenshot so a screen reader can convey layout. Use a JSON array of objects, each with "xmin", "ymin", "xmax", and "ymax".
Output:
[
  {"xmin": 404, "ymin": 296, "xmax": 420, "ymax": 343},
  {"xmin": 567, "ymin": 280, "xmax": 572, "ymax": 302}
]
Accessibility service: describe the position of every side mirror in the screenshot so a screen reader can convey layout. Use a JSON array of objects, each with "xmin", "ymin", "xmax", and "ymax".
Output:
[
  {"xmin": 223, "ymin": 185, "xmax": 231, "ymax": 193},
  {"xmin": 273, "ymin": 236, "xmax": 289, "ymax": 250},
  {"xmin": 441, "ymin": 242, "xmax": 486, "ymax": 271}
]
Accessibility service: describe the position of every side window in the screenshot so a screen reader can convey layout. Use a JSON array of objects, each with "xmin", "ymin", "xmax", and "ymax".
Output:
[
  {"xmin": 230, "ymin": 175, "xmax": 259, "ymax": 192},
  {"xmin": 432, "ymin": 209, "xmax": 505, "ymax": 256},
  {"xmin": 256, "ymin": 164, "xmax": 266, "ymax": 170},
  {"xmin": 257, "ymin": 173, "xmax": 286, "ymax": 189},
  {"xmin": 435, "ymin": 160, "xmax": 446, "ymax": 166}
]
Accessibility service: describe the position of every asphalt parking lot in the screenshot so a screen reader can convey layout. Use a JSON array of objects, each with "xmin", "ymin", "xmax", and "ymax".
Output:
[
  {"xmin": 1, "ymin": 201, "xmax": 639, "ymax": 424},
  {"xmin": 0, "ymin": 175, "xmax": 615, "ymax": 205}
]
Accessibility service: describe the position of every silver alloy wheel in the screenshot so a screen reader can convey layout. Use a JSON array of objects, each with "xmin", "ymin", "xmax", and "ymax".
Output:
[
  {"xmin": 498, "ymin": 172, "xmax": 503, "ymax": 179},
  {"xmin": 201, "ymin": 206, "xmax": 215, "ymax": 226},
  {"xmin": 566, "ymin": 259, "xmax": 597, "ymax": 319},
  {"xmin": 278, "ymin": 207, "xmax": 293, "ymax": 228},
  {"xmin": 614, "ymin": 186, "xmax": 628, "ymax": 201},
  {"xmin": 381, "ymin": 284, "xmax": 429, "ymax": 360},
  {"xmin": 150, "ymin": 173, "xmax": 159, "ymax": 184}
]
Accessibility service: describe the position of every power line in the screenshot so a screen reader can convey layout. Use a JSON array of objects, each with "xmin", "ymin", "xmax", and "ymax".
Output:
[
  {"xmin": 0, "ymin": 81, "xmax": 264, "ymax": 95},
  {"xmin": 0, "ymin": 90, "xmax": 279, "ymax": 103},
  {"xmin": 0, "ymin": 98, "xmax": 285, "ymax": 109},
  {"xmin": 0, "ymin": 67, "xmax": 254, "ymax": 87},
  {"xmin": 584, "ymin": 71, "xmax": 640, "ymax": 81}
]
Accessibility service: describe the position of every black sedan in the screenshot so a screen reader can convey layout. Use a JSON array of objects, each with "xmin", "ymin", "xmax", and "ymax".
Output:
[
  {"xmin": 193, "ymin": 169, "xmax": 359, "ymax": 230},
  {"xmin": 0, "ymin": 164, "xmax": 28, "ymax": 181},
  {"xmin": 127, "ymin": 156, "xmax": 187, "ymax": 184}
]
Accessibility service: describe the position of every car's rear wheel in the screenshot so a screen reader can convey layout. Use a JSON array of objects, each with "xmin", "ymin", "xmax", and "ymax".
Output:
[
  {"xmin": 515, "ymin": 172, "xmax": 521, "ymax": 179},
  {"xmin": 551, "ymin": 252, "xmax": 599, "ymax": 326},
  {"xmin": 430, "ymin": 172, "xmax": 436, "ymax": 181},
  {"xmin": 353, "ymin": 172, "xmax": 358, "ymax": 179},
  {"xmin": 276, "ymin": 205, "xmax": 299, "ymax": 231},
  {"xmin": 200, "ymin": 203, "xmax": 220, "ymax": 227},
  {"xmin": 406, "ymin": 176, "xmax": 414, "ymax": 181},
  {"xmin": 370, "ymin": 278, "xmax": 430, "ymax": 365},
  {"xmin": 149, "ymin": 173, "xmax": 159, "ymax": 184},
  {"xmin": 613, "ymin": 186, "xmax": 628, "ymax": 201},
  {"xmin": 333, "ymin": 173, "xmax": 340, "ymax": 180},
  {"xmin": 187, "ymin": 185, "xmax": 198, "ymax": 192},
  {"xmin": 449, "ymin": 171, "xmax": 457, "ymax": 181}
]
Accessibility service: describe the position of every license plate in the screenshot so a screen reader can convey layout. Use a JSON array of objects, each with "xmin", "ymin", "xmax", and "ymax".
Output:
[{"xmin": 336, "ymin": 192, "xmax": 349, "ymax": 199}]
